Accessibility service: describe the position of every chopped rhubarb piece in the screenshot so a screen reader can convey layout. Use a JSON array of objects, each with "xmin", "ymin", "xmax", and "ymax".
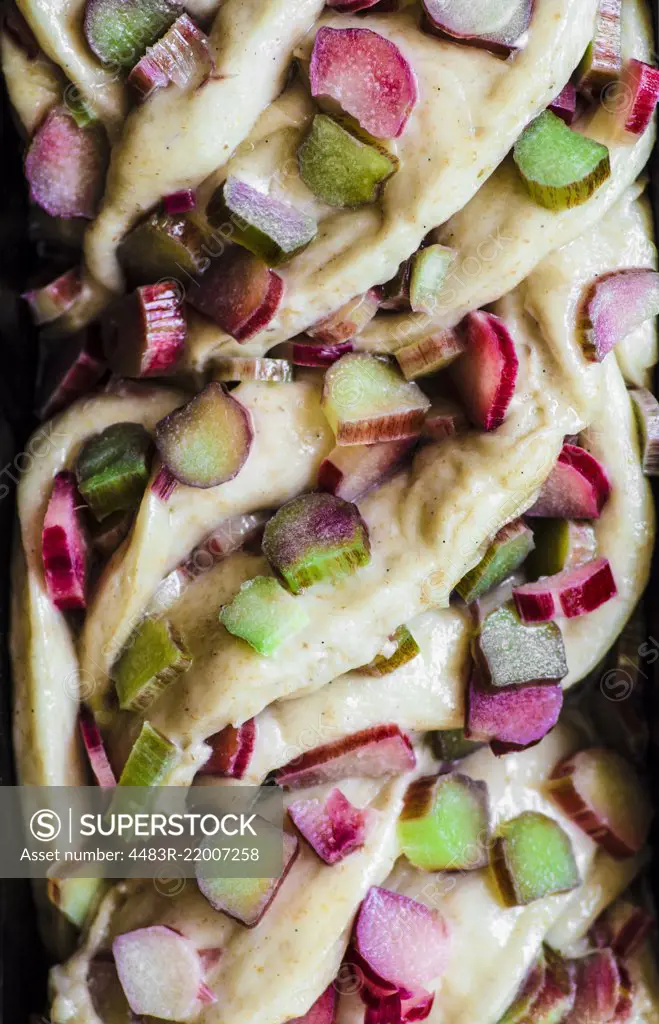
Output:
[
  {"xmin": 513, "ymin": 111, "xmax": 610, "ymax": 211},
  {"xmin": 42, "ymin": 471, "xmax": 89, "ymax": 610},
  {"xmin": 399, "ymin": 773, "xmax": 490, "ymax": 871},
  {"xmin": 90, "ymin": 509, "xmax": 133, "ymax": 559},
  {"xmin": 549, "ymin": 82, "xmax": 578, "ymax": 125},
  {"xmin": 155, "ymin": 383, "xmax": 253, "ymax": 488},
  {"xmin": 566, "ymin": 950, "xmax": 621, "ymax": 1024},
  {"xmin": 492, "ymin": 812, "xmax": 580, "ymax": 906},
  {"xmin": 188, "ymin": 247, "xmax": 283, "ymax": 342},
  {"xmin": 431, "ymin": 729, "xmax": 483, "ymax": 762},
  {"xmin": 47, "ymin": 877, "xmax": 102, "ymax": 929},
  {"xmin": 379, "ymin": 260, "xmax": 410, "ymax": 311},
  {"xmin": 212, "ymin": 356, "xmax": 293, "ymax": 383},
  {"xmin": 196, "ymin": 830, "xmax": 298, "ymax": 926},
  {"xmin": 198, "ymin": 720, "xmax": 256, "ymax": 778},
  {"xmin": 527, "ymin": 519, "xmax": 597, "ymax": 579},
  {"xmin": 617, "ymin": 58, "xmax": 659, "ymax": 136},
  {"xmin": 422, "ymin": 0, "xmax": 532, "ymax": 56},
  {"xmin": 151, "ymin": 465, "xmax": 177, "ymax": 501},
  {"xmin": 128, "ymin": 13, "xmax": 210, "ymax": 97},
  {"xmin": 477, "ymin": 601, "xmax": 568, "ymax": 688},
  {"xmin": 207, "ymin": 176, "xmax": 317, "ymax": 265},
  {"xmin": 36, "ymin": 328, "xmax": 106, "ymax": 420},
  {"xmin": 288, "ymin": 987, "xmax": 338, "ymax": 1024},
  {"xmin": 359, "ymin": 625, "xmax": 420, "ymax": 676},
  {"xmin": 291, "ymin": 337, "xmax": 354, "ymax": 367},
  {"xmin": 262, "ymin": 491, "xmax": 370, "ymax": 594},
  {"xmin": 308, "ymin": 291, "xmax": 380, "ymax": 345},
  {"xmin": 102, "ymin": 281, "xmax": 186, "ymax": 378},
  {"xmin": 183, "ymin": 512, "xmax": 270, "ymax": 577},
  {"xmin": 113, "ymin": 926, "xmax": 205, "ymax": 1021},
  {"xmin": 396, "ymin": 329, "xmax": 465, "ymax": 381},
  {"xmin": 310, "ymin": 27, "xmax": 417, "ymax": 139},
  {"xmin": 497, "ymin": 954, "xmax": 546, "ymax": 1024},
  {"xmin": 220, "ymin": 576, "xmax": 310, "ymax": 656},
  {"xmin": 590, "ymin": 900, "xmax": 654, "ymax": 961},
  {"xmin": 527, "ymin": 443, "xmax": 611, "ymax": 519},
  {"xmin": 577, "ymin": 0, "xmax": 622, "ymax": 95},
  {"xmin": 118, "ymin": 210, "xmax": 208, "ymax": 284},
  {"xmin": 457, "ymin": 519, "xmax": 534, "ymax": 603},
  {"xmin": 25, "ymin": 107, "xmax": 108, "ymax": 219},
  {"xmin": 23, "ymin": 267, "xmax": 82, "ymax": 325},
  {"xmin": 630, "ymin": 388, "xmax": 659, "ymax": 476},
  {"xmin": 547, "ymin": 747, "xmax": 652, "ymax": 858},
  {"xmin": 323, "ymin": 353, "xmax": 430, "ymax": 444},
  {"xmin": 118, "ymin": 721, "xmax": 178, "ymax": 786},
  {"xmin": 527, "ymin": 948, "xmax": 577, "ymax": 1024},
  {"xmin": 451, "ymin": 311, "xmax": 518, "ymax": 431},
  {"xmin": 75, "ymin": 422, "xmax": 151, "ymax": 521},
  {"xmin": 409, "ymin": 245, "xmax": 454, "ymax": 315},
  {"xmin": 422, "ymin": 397, "xmax": 467, "ymax": 441},
  {"xmin": 318, "ymin": 438, "xmax": 414, "ymax": 502},
  {"xmin": 163, "ymin": 188, "xmax": 196, "ymax": 214},
  {"xmin": 577, "ymin": 269, "xmax": 659, "ymax": 362},
  {"xmin": 276, "ymin": 725, "xmax": 416, "ymax": 789},
  {"xmin": 84, "ymin": 0, "xmax": 179, "ymax": 68},
  {"xmin": 513, "ymin": 557, "xmax": 617, "ymax": 623},
  {"xmin": 298, "ymin": 114, "xmax": 397, "ymax": 208},
  {"xmin": 466, "ymin": 671, "xmax": 563, "ymax": 748},
  {"xmin": 289, "ymin": 788, "xmax": 368, "ymax": 864},
  {"xmin": 113, "ymin": 616, "xmax": 191, "ymax": 712},
  {"xmin": 354, "ymin": 887, "xmax": 450, "ymax": 993},
  {"xmin": 79, "ymin": 707, "xmax": 116, "ymax": 787},
  {"xmin": 612, "ymin": 963, "xmax": 634, "ymax": 1024}
]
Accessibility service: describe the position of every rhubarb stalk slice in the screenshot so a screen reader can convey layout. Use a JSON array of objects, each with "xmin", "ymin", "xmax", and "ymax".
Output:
[
  {"xmin": 212, "ymin": 357, "xmax": 293, "ymax": 383},
  {"xmin": 577, "ymin": 0, "xmax": 622, "ymax": 95},
  {"xmin": 630, "ymin": 388, "xmax": 659, "ymax": 475},
  {"xmin": 36, "ymin": 328, "xmax": 106, "ymax": 419},
  {"xmin": 577, "ymin": 269, "xmax": 659, "ymax": 362},
  {"xmin": 292, "ymin": 337, "xmax": 354, "ymax": 367},
  {"xmin": 75, "ymin": 422, "xmax": 152, "ymax": 521},
  {"xmin": 198, "ymin": 720, "xmax": 256, "ymax": 778},
  {"xmin": 526, "ymin": 443, "xmax": 611, "ymax": 518},
  {"xmin": 422, "ymin": 0, "xmax": 532, "ymax": 56},
  {"xmin": 23, "ymin": 267, "xmax": 82, "ymax": 325},
  {"xmin": 359, "ymin": 625, "xmax": 420, "ymax": 676},
  {"xmin": 513, "ymin": 557, "xmax": 617, "ymax": 623},
  {"xmin": 207, "ymin": 176, "xmax": 317, "ymax": 265},
  {"xmin": 113, "ymin": 926, "xmax": 206, "ymax": 1021},
  {"xmin": 188, "ymin": 248, "xmax": 283, "ymax": 342},
  {"xmin": 466, "ymin": 670, "xmax": 563, "ymax": 749},
  {"xmin": 262, "ymin": 492, "xmax": 370, "ymax": 594},
  {"xmin": 451, "ymin": 311, "xmax": 518, "ymax": 431},
  {"xmin": 513, "ymin": 111, "xmax": 610, "ymax": 211},
  {"xmin": 456, "ymin": 519, "xmax": 534, "ymax": 603},
  {"xmin": 25, "ymin": 107, "xmax": 108, "ymax": 219},
  {"xmin": 547, "ymin": 747, "xmax": 652, "ymax": 858},
  {"xmin": 549, "ymin": 82, "xmax": 578, "ymax": 125},
  {"xmin": 127, "ymin": 13, "xmax": 211, "ymax": 98},
  {"xmin": 590, "ymin": 900, "xmax": 654, "ymax": 961},
  {"xmin": 154, "ymin": 383, "xmax": 253, "ymax": 488},
  {"xmin": 395, "ymin": 329, "xmax": 465, "ymax": 381},
  {"xmin": 163, "ymin": 188, "xmax": 196, "ymax": 214},
  {"xmin": 112, "ymin": 616, "xmax": 191, "ymax": 711},
  {"xmin": 118, "ymin": 210, "xmax": 208, "ymax": 284},
  {"xmin": 102, "ymin": 281, "xmax": 186, "ymax": 377},
  {"xmin": 323, "ymin": 353, "xmax": 430, "ymax": 444},
  {"xmin": 298, "ymin": 114, "xmax": 397, "ymax": 208},
  {"xmin": 398, "ymin": 773, "xmax": 490, "ymax": 871},
  {"xmin": 118, "ymin": 721, "xmax": 178, "ymax": 786},
  {"xmin": 84, "ymin": 0, "xmax": 180, "ymax": 68},
  {"xmin": 275, "ymin": 724, "xmax": 415, "ymax": 789},
  {"xmin": 477, "ymin": 601, "xmax": 568, "ymax": 688},
  {"xmin": 318, "ymin": 438, "xmax": 414, "ymax": 502},
  {"xmin": 220, "ymin": 576, "xmax": 310, "ymax": 656},
  {"xmin": 79, "ymin": 707, "xmax": 116, "ymax": 787},
  {"xmin": 617, "ymin": 58, "xmax": 659, "ymax": 136},
  {"xmin": 289, "ymin": 788, "xmax": 368, "ymax": 864},
  {"xmin": 409, "ymin": 245, "xmax": 455, "ymax": 315},
  {"xmin": 566, "ymin": 949, "xmax": 621, "ymax": 1024},
  {"xmin": 42, "ymin": 471, "xmax": 89, "ymax": 610},
  {"xmin": 309, "ymin": 27, "xmax": 417, "ymax": 139},
  {"xmin": 497, "ymin": 954, "xmax": 546, "ymax": 1024},
  {"xmin": 492, "ymin": 811, "xmax": 580, "ymax": 906},
  {"xmin": 526, "ymin": 519, "xmax": 597, "ymax": 578},
  {"xmin": 431, "ymin": 730, "xmax": 483, "ymax": 762},
  {"xmin": 307, "ymin": 290, "xmax": 380, "ymax": 345}
]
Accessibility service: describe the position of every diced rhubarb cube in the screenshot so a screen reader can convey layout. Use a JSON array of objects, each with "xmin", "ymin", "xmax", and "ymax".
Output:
[
  {"xmin": 25, "ymin": 107, "xmax": 108, "ymax": 219},
  {"xmin": 318, "ymin": 439, "xmax": 414, "ymax": 502},
  {"xmin": 513, "ymin": 558, "xmax": 617, "ymax": 623},
  {"xmin": 42, "ymin": 471, "xmax": 89, "ymax": 610},
  {"xmin": 617, "ymin": 59, "xmax": 659, "ymax": 136},
  {"xmin": 422, "ymin": 0, "xmax": 532, "ymax": 57},
  {"xmin": 466, "ymin": 670, "xmax": 563, "ymax": 749},
  {"xmin": 578, "ymin": 269, "xmax": 659, "ymax": 362},
  {"xmin": 289, "ymin": 788, "xmax": 368, "ymax": 864},
  {"xmin": 275, "ymin": 724, "xmax": 416, "ymax": 789}
]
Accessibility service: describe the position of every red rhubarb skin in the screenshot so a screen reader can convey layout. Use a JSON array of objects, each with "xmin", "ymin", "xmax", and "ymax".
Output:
[
  {"xmin": 451, "ymin": 311, "xmax": 518, "ymax": 431},
  {"xmin": 526, "ymin": 443, "xmax": 611, "ymax": 518},
  {"xmin": 42, "ymin": 470, "xmax": 89, "ymax": 610},
  {"xmin": 275, "ymin": 724, "xmax": 416, "ymax": 789},
  {"xmin": 25, "ymin": 107, "xmax": 107, "ymax": 219},
  {"xmin": 198, "ymin": 720, "xmax": 256, "ymax": 778}
]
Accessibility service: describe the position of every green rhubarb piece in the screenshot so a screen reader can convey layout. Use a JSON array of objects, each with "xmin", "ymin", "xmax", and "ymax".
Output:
[
  {"xmin": 47, "ymin": 876, "xmax": 103, "ymax": 928},
  {"xmin": 497, "ymin": 953, "xmax": 546, "ymax": 1024},
  {"xmin": 409, "ymin": 245, "xmax": 455, "ymax": 315},
  {"xmin": 457, "ymin": 519, "xmax": 535, "ymax": 603},
  {"xmin": 398, "ymin": 772, "xmax": 490, "ymax": 872},
  {"xmin": 67, "ymin": 93, "xmax": 96, "ymax": 129},
  {"xmin": 118, "ymin": 210, "xmax": 208, "ymax": 286},
  {"xmin": 84, "ymin": 0, "xmax": 180, "ymax": 69},
  {"xmin": 527, "ymin": 519, "xmax": 597, "ymax": 579},
  {"xmin": 219, "ymin": 576, "xmax": 309, "ymax": 656},
  {"xmin": 298, "ymin": 114, "xmax": 397, "ymax": 208},
  {"xmin": 118, "ymin": 721, "xmax": 178, "ymax": 786},
  {"xmin": 360, "ymin": 625, "xmax": 420, "ymax": 676},
  {"xmin": 477, "ymin": 601, "xmax": 568, "ymax": 688},
  {"xmin": 513, "ymin": 111, "xmax": 610, "ymax": 211},
  {"xmin": 75, "ymin": 422, "xmax": 151, "ymax": 521},
  {"xmin": 207, "ymin": 176, "xmax": 317, "ymax": 265},
  {"xmin": 492, "ymin": 811, "xmax": 580, "ymax": 906},
  {"xmin": 113, "ymin": 616, "xmax": 191, "ymax": 711},
  {"xmin": 432, "ymin": 729, "xmax": 483, "ymax": 762},
  {"xmin": 262, "ymin": 492, "xmax": 370, "ymax": 594}
]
